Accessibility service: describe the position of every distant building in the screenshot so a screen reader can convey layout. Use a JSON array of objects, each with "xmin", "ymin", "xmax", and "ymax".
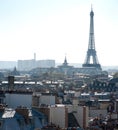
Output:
[
  {"xmin": 0, "ymin": 61, "xmax": 17, "ymax": 69},
  {"xmin": 57, "ymin": 56, "xmax": 74, "ymax": 75},
  {"xmin": 17, "ymin": 59, "xmax": 55, "ymax": 71},
  {"xmin": 36, "ymin": 59, "xmax": 55, "ymax": 68},
  {"xmin": 17, "ymin": 59, "xmax": 36, "ymax": 71},
  {"xmin": 10, "ymin": 67, "xmax": 20, "ymax": 76}
]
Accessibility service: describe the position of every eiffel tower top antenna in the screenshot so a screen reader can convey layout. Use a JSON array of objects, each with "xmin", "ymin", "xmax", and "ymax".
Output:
[{"xmin": 91, "ymin": 4, "xmax": 93, "ymax": 11}]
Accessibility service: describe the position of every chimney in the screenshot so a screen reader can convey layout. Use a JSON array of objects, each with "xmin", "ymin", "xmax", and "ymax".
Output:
[
  {"xmin": 8, "ymin": 76, "xmax": 14, "ymax": 90},
  {"xmin": 34, "ymin": 53, "xmax": 36, "ymax": 61}
]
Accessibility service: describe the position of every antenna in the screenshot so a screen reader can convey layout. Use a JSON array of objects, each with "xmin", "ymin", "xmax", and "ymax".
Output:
[
  {"xmin": 34, "ymin": 53, "xmax": 36, "ymax": 60},
  {"xmin": 91, "ymin": 4, "xmax": 93, "ymax": 11}
]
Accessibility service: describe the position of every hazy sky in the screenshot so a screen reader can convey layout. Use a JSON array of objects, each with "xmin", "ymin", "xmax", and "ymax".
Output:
[{"xmin": 0, "ymin": 0, "xmax": 118, "ymax": 66}]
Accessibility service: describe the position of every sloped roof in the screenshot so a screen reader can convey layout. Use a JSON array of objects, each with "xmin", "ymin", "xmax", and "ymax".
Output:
[
  {"xmin": 109, "ymin": 78, "xmax": 118, "ymax": 83},
  {"xmin": 2, "ymin": 108, "xmax": 15, "ymax": 118}
]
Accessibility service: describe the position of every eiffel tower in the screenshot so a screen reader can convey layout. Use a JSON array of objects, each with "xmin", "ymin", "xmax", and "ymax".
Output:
[{"xmin": 82, "ymin": 8, "xmax": 101, "ymax": 70}]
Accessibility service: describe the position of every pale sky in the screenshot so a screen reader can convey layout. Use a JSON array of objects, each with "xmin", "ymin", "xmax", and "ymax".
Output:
[{"xmin": 0, "ymin": 0, "xmax": 118, "ymax": 66}]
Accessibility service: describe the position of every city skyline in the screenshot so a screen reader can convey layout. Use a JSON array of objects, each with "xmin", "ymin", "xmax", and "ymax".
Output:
[{"xmin": 0, "ymin": 0, "xmax": 118, "ymax": 66}]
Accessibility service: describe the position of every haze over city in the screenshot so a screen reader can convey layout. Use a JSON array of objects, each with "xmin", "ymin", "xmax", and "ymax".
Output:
[{"xmin": 0, "ymin": 0, "xmax": 118, "ymax": 66}]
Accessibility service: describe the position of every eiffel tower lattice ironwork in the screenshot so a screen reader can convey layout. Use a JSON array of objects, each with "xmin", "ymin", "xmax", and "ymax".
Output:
[{"xmin": 83, "ymin": 8, "xmax": 101, "ymax": 70}]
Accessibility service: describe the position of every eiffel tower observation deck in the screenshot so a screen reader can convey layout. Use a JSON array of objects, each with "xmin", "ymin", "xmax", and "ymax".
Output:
[{"xmin": 82, "ymin": 7, "xmax": 101, "ymax": 70}]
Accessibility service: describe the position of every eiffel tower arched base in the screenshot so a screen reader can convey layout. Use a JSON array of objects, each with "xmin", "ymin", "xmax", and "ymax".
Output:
[{"xmin": 82, "ymin": 63, "xmax": 101, "ymax": 70}]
